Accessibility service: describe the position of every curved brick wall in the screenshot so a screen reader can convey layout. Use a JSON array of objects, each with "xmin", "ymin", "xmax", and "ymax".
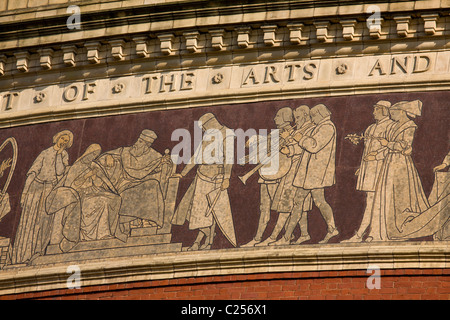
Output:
[{"xmin": 2, "ymin": 269, "xmax": 449, "ymax": 300}]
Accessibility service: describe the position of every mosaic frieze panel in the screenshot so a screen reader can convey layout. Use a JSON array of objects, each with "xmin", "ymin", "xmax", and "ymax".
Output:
[{"xmin": 0, "ymin": 91, "xmax": 448, "ymax": 269}]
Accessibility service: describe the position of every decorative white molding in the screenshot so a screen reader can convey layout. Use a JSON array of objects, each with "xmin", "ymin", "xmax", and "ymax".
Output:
[
  {"xmin": 368, "ymin": 18, "xmax": 383, "ymax": 39},
  {"xmin": 61, "ymin": 45, "xmax": 77, "ymax": 67},
  {"xmin": 421, "ymin": 13, "xmax": 439, "ymax": 35},
  {"xmin": 394, "ymin": 16, "xmax": 411, "ymax": 37},
  {"xmin": 14, "ymin": 51, "xmax": 30, "ymax": 72},
  {"xmin": 340, "ymin": 19, "xmax": 357, "ymax": 41},
  {"xmin": 261, "ymin": 25, "xmax": 278, "ymax": 46},
  {"xmin": 314, "ymin": 21, "xmax": 330, "ymax": 42},
  {"xmin": 209, "ymin": 29, "xmax": 225, "ymax": 51},
  {"xmin": 85, "ymin": 41, "xmax": 101, "ymax": 64},
  {"xmin": 37, "ymin": 48, "xmax": 54, "ymax": 70},
  {"xmin": 0, "ymin": 55, "xmax": 6, "ymax": 76},
  {"xmin": 183, "ymin": 31, "xmax": 200, "ymax": 53},
  {"xmin": 0, "ymin": 51, "xmax": 448, "ymax": 127},
  {"xmin": 133, "ymin": 36, "xmax": 149, "ymax": 58},
  {"xmin": 236, "ymin": 26, "xmax": 251, "ymax": 48},
  {"xmin": 109, "ymin": 39, "xmax": 125, "ymax": 60},
  {"xmin": 287, "ymin": 22, "xmax": 303, "ymax": 44},
  {"xmin": 158, "ymin": 33, "xmax": 175, "ymax": 55}
]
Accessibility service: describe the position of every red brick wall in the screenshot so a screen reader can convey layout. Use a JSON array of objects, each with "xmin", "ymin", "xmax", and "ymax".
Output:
[{"xmin": 1, "ymin": 268, "xmax": 449, "ymax": 300}]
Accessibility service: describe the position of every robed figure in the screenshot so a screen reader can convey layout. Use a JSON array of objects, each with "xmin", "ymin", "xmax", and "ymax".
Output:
[
  {"xmin": 431, "ymin": 151, "xmax": 450, "ymax": 240},
  {"xmin": 95, "ymin": 130, "xmax": 171, "ymax": 235},
  {"xmin": 368, "ymin": 100, "xmax": 449, "ymax": 241},
  {"xmin": 343, "ymin": 100, "xmax": 394, "ymax": 242},
  {"xmin": 172, "ymin": 113, "xmax": 236, "ymax": 251},
  {"xmin": 45, "ymin": 130, "xmax": 173, "ymax": 252},
  {"xmin": 45, "ymin": 144, "xmax": 122, "ymax": 252},
  {"xmin": 11, "ymin": 130, "xmax": 73, "ymax": 264}
]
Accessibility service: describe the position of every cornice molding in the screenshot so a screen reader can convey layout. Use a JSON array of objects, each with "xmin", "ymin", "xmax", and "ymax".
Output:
[
  {"xmin": 0, "ymin": 242, "xmax": 448, "ymax": 296},
  {"xmin": 0, "ymin": 1, "xmax": 448, "ymax": 51}
]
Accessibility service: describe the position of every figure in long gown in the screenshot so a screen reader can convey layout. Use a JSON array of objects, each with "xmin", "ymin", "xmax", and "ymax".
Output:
[
  {"xmin": 368, "ymin": 100, "xmax": 448, "ymax": 241},
  {"xmin": 11, "ymin": 130, "xmax": 73, "ymax": 264}
]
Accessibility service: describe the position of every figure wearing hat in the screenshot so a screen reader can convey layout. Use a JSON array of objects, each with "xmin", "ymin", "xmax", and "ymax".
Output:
[
  {"xmin": 343, "ymin": 100, "xmax": 394, "ymax": 243},
  {"xmin": 172, "ymin": 113, "xmax": 236, "ymax": 250},
  {"xmin": 95, "ymin": 129, "xmax": 173, "ymax": 236},
  {"xmin": 11, "ymin": 130, "xmax": 74, "ymax": 264},
  {"xmin": 242, "ymin": 107, "xmax": 297, "ymax": 247},
  {"xmin": 366, "ymin": 100, "xmax": 431, "ymax": 241}
]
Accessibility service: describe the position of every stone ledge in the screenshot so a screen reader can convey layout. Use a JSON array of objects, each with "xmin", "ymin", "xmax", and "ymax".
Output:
[
  {"xmin": 0, "ymin": 241, "xmax": 448, "ymax": 296},
  {"xmin": 0, "ymin": 1, "xmax": 448, "ymax": 51},
  {"xmin": 1, "ymin": 74, "xmax": 449, "ymax": 129}
]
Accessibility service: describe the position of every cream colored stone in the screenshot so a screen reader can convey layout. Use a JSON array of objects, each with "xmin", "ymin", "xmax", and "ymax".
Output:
[
  {"xmin": 286, "ymin": 22, "xmax": 303, "ymax": 44},
  {"xmin": 261, "ymin": 25, "xmax": 278, "ymax": 46},
  {"xmin": 14, "ymin": 51, "xmax": 30, "ymax": 72},
  {"xmin": 127, "ymin": 22, "xmax": 151, "ymax": 34},
  {"xmin": 313, "ymin": 5, "xmax": 338, "ymax": 17},
  {"xmin": 337, "ymin": 4, "xmax": 364, "ymax": 16},
  {"xmin": 209, "ymin": 29, "xmax": 225, "ymax": 51},
  {"xmin": 422, "ymin": 13, "xmax": 440, "ymax": 35},
  {"xmin": 415, "ymin": 0, "xmax": 442, "ymax": 10},
  {"xmin": 314, "ymin": 21, "xmax": 330, "ymax": 43},
  {"xmin": 218, "ymin": 12, "xmax": 243, "ymax": 25},
  {"xmin": 340, "ymin": 19, "xmax": 357, "ymax": 41},
  {"xmin": 157, "ymin": 33, "xmax": 175, "ymax": 55},
  {"xmin": 236, "ymin": 26, "xmax": 252, "ymax": 48},
  {"xmin": 266, "ymin": 9, "xmax": 289, "ymax": 21},
  {"xmin": 7, "ymin": 0, "xmax": 27, "ymax": 10},
  {"xmin": 183, "ymin": 31, "xmax": 200, "ymax": 53},
  {"xmin": 196, "ymin": 12, "xmax": 220, "ymax": 27},
  {"xmin": 289, "ymin": 7, "xmax": 314, "ymax": 20}
]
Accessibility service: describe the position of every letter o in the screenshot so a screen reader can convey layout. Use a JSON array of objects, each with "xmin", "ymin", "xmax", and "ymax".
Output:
[{"xmin": 63, "ymin": 85, "xmax": 79, "ymax": 102}]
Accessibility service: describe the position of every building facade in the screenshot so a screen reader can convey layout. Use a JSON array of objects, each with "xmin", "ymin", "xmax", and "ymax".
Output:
[{"xmin": 0, "ymin": 0, "xmax": 448, "ymax": 300}]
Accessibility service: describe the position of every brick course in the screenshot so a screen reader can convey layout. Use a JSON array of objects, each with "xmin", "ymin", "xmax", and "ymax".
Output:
[{"xmin": 1, "ymin": 268, "xmax": 448, "ymax": 300}]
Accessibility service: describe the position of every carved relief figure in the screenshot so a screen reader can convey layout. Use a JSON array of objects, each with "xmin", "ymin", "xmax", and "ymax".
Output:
[
  {"xmin": 281, "ymin": 104, "xmax": 339, "ymax": 244},
  {"xmin": 11, "ymin": 130, "xmax": 73, "ymax": 264},
  {"xmin": 431, "ymin": 151, "xmax": 450, "ymax": 240},
  {"xmin": 250, "ymin": 106, "xmax": 315, "ymax": 246},
  {"xmin": 172, "ymin": 113, "xmax": 236, "ymax": 250},
  {"xmin": 0, "ymin": 138, "xmax": 17, "ymax": 226},
  {"xmin": 343, "ymin": 100, "xmax": 394, "ymax": 242},
  {"xmin": 45, "ymin": 130, "xmax": 174, "ymax": 253},
  {"xmin": 365, "ymin": 100, "xmax": 447, "ymax": 241},
  {"xmin": 94, "ymin": 130, "xmax": 173, "ymax": 238},
  {"xmin": 241, "ymin": 107, "xmax": 296, "ymax": 247},
  {"xmin": 46, "ymin": 144, "xmax": 122, "ymax": 252},
  {"xmin": 271, "ymin": 105, "xmax": 315, "ymax": 245}
]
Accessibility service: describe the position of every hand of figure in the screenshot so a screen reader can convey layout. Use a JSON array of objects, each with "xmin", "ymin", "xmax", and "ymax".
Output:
[
  {"xmin": 292, "ymin": 132, "xmax": 303, "ymax": 142},
  {"xmin": 161, "ymin": 154, "xmax": 173, "ymax": 165},
  {"xmin": 364, "ymin": 151, "xmax": 377, "ymax": 161},
  {"xmin": 433, "ymin": 163, "xmax": 448, "ymax": 172},
  {"xmin": 355, "ymin": 168, "xmax": 360, "ymax": 176},
  {"xmin": 378, "ymin": 138, "xmax": 388, "ymax": 147},
  {"xmin": 171, "ymin": 173, "xmax": 183, "ymax": 179},
  {"xmin": 280, "ymin": 146, "xmax": 290, "ymax": 155},
  {"xmin": 221, "ymin": 178, "xmax": 230, "ymax": 190},
  {"xmin": 0, "ymin": 158, "xmax": 12, "ymax": 177},
  {"xmin": 280, "ymin": 131, "xmax": 291, "ymax": 140}
]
